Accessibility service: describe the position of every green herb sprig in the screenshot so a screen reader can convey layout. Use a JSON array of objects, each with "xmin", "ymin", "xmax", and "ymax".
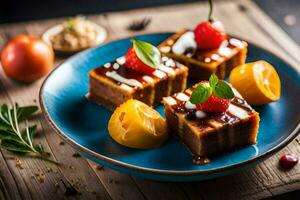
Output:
[
  {"xmin": 66, "ymin": 18, "xmax": 75, "ymax": 31},
  {"xmin": 132, "ymin": 39, "xmax": 161, "ymax": 68},
  {"xmin": 0, "ymin": 103, "xmax": 58, "ymax": 164},
  {"xmin": 190, "ymin": 74, "xmax": 234, "ymax": 104}
]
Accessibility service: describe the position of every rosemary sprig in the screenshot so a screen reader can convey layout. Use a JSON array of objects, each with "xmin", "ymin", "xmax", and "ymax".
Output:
[{"xmin": 0, "ymin": 103, "xmax": 58, "ymax": 165}]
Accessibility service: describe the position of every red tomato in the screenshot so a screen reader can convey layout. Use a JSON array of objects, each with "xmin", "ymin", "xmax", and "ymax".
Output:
[{"xmin": 1, "ymin": 34, "xmax": 54, "ymax": 82}]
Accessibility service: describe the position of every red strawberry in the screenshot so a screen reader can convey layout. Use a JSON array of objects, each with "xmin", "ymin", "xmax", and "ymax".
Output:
[
  {"xmin": 196, "ymin": 95, "xmax": 230, "ymax": 113},
  {"xmin": 125, "ymin": 47, "xmax": 155, "ymax": 75},
  {"xmin": 194, "ymin": 21, "xmax": 227, "ymax": 50}
]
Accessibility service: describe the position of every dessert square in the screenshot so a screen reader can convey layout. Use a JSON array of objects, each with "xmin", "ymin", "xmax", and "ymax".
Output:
[
  {"xmin": 88, "ymin": 56, "xmax": 188, "ymax": 110},
  {"xmin": 158, "ymin": 29, "xmax": 248, "ymax": 80},
  {"xmin": 163, "ymin": 83, "xmax": 259, "ymax": 157}
]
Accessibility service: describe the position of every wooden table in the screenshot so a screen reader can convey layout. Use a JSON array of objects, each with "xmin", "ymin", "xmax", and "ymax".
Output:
[{"xmin": 0, "ymin": 0, "xmax": 300, "ymax": 199}]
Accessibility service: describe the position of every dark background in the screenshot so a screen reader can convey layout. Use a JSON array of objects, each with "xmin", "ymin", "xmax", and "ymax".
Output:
[{"xmin": 0, "ymin": 0, "xmax": 299, "ymax": 44}]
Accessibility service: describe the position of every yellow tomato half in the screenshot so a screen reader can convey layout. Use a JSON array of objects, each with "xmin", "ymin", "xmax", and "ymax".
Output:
[
  {"xmin": 108, "ymin": 99, "xmax": 168, "ymax": 149},
  {"xmin": 230, "ymin": 60, "xmax": 281, "ymax": 105}
]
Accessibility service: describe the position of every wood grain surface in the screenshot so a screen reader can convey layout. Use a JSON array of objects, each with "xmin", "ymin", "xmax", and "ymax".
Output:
[{"xmin": 0, "ymin": 0, "xmax": 299, "ymax": 199}]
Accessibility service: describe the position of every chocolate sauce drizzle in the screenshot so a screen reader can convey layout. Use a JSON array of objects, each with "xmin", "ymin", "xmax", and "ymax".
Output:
[
  {"xmin": 218, "ymin": 112, "xmax": 239, "ymax": 124},
  {"xmin": 94, "ymin": 61, "xmax": 149, "ymax": 86},
  {"xmin": 162, "ymin": 30, "xmax": 245, "ymax": 64},
  {"xmin": 171, "ymin": 93, "xmax": 254, "ymax": 129},
  {"xmin": 94, "ymin": 57, "xmax": 183, "ymax": 88},
  {"xmin": 231, "ymin": 97, "xmax": 253, "ymax": 112}
]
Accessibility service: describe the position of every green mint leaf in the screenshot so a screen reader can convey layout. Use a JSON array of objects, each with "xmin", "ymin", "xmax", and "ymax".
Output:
[
  {"xmin": 209, "ymin": 73, "xmax": 218, "ymax": 89},
  {"xmin": 132, "ymin": 39, "xmax": 161, "ymax": 68},
  {"xmin": 17, "ymin": 105, "xmax": 38, "ymax": 121},
  {"xmin": 213, "ymin": 80, "xmax": 235, "ymax": 99},
  {"xmin": 190, "ymin": 83, "xmax": 212, "ymax": 104}
]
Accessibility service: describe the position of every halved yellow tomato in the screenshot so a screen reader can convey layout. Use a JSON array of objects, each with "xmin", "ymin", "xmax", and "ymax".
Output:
[
  {"xmin": 108, "ymin": 99, "xmax": 168, "ymax": 149},
  {"xmin": 229, "ymin": 60, "xmax": 281, "ymax": 105}
]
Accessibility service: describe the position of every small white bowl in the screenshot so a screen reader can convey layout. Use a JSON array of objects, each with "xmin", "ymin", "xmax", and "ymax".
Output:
[{"xmin": 42, "ymin": 21, "xmax": 107, "ymax": 53}]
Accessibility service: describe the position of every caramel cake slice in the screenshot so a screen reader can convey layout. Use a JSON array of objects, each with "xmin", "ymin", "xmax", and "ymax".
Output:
[
  {"xmin": 158, "ymin": 29, "xmax": 247, "ymax": 80},
  {"xmin": 88, "ymin": 56, "xmax": 188, "ymax": 110},
  {"xmin": 163, "ymin": 83, "xmax": 259, "ymax": 157}
]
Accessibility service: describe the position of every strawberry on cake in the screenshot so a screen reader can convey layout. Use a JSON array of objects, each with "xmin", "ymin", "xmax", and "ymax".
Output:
[
  {"xmin": 88, "ymin": 39, "xmax": 188, "ymax": 110},
  {"xmin": 163, "ymin": 74, "xmax": 260, "ymax": 157},
  {"xmin": 158, "ymin": 0, "xmax": 247, "ymax": 81}
]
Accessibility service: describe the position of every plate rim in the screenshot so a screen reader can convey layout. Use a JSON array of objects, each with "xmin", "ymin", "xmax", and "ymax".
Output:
[{"xmin": 39, "ymin": 32, "xmax": 300, "ymax": 175}]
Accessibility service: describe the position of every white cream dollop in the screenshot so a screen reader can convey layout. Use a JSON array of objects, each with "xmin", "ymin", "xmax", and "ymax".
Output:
[
  {"xmin": 116, "ymin": 56, "xmax": 126, "ymax": 65},
  {"xmin": 104, "ymin": 63, "xmax": 111, "ymax": 68},
  {"xmin": 228, "ymin": 104, "xmax": 248, "ymax": 119},
  {"xmin": 196, "ymin": 111, "xmax": 207, "ymax": 119},
  {"xmin": 152, "ymin": 70, "xmax": 166, "ymax": 78},
  {"xmin": 158, "ymin": 64, "xmax": 175, "ymax": 75},
  {"xmin": 105, "ymin": 71, "xmax": 142, "ymax": 87},
  {"xmin": 175, "ymin": 93, "xmax": 190, "ymax": 102},
  {"xmin": 142, "ymin": 75, "xmax": 154, "ymax": 83},
  {"xmin": 112, "ymin": 63, "xmax": 120, "ymax": 70},
  {"xmin": 163, "ymin": 97, "xmax": 177, "ymax": 106},
  {"xmin": 229, "ymin": 38, "xmax": 244, "ymax": 48},
  {"xmin": 185, "ymin": 101, "xmax": 196, "ymax": 110},
  {"xmin": 172, "ymin": 31, "xmax": 197, "ymax": 55}
]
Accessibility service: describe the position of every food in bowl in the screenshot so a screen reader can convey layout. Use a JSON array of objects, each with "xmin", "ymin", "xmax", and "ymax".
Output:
[{"xmin": 42, "ymin": 16, "xmax": 107, "ymax": 52}]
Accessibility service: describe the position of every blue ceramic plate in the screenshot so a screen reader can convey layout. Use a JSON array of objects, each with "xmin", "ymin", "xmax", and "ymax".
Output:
[{"xmin": 40, "ymin": 33, "xmax": 300, "ymax": 181}]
